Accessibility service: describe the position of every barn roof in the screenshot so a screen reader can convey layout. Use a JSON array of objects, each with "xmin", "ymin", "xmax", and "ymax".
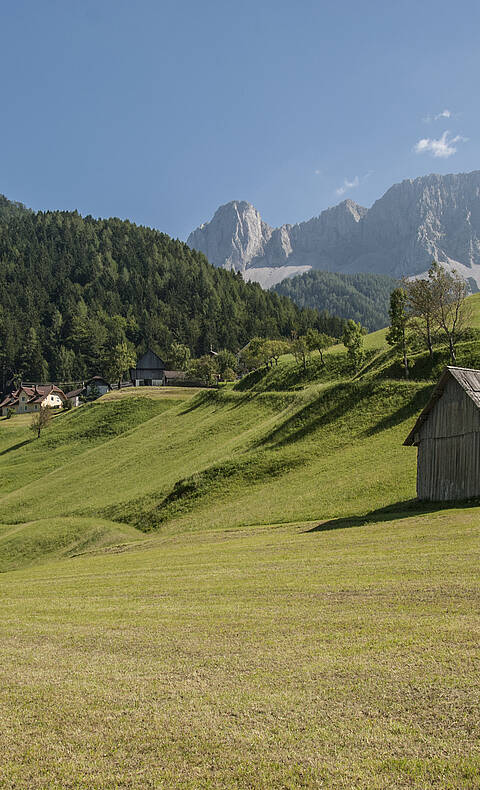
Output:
[
  {"xmin": 404, "ymin": 366, "xmax": 480, "ymax": 446},
  {"xmin": 134, "ymin": 349, "xmax": 165, "ymax": 368}
]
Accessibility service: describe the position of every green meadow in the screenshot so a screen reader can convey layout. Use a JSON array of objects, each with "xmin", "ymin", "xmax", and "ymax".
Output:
[{"xmin": 1, "ymin": 311, "xmax": 480, "ymax": 788}]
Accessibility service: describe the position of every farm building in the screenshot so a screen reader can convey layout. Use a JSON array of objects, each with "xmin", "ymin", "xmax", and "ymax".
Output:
[
  {"xmin": 163, "ymin": 370, "xmax": 186, "ymax": 385},
  {"xmin": 65, "ymin": 377, "xmax": 111, "ymax": 406},
  {"xmin": 404, "ymin": 366, "xmax": 480, "ymax": 501},
  {"xmin": 85, "ymin": 376, "xmax": 111, "ymax": 397},
  {"xmin": 130, "ymin": 350, "xmax": 166, "ymax": 386},
  {"xmin": 65, "ymin": 386, "xmax": 84, "ymax": 408},
  {"xmin": 0, "ymin": 384, "xmax": 67, "ymax": 416}
]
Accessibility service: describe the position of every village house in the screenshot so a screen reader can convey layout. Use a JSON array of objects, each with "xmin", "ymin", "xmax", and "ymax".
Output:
[
  {"xmin": 404, "ymin": 366, "xmax": 480, "ymax": 501},
  {"xmin": 0, "ymin": 384, "xmax": 67, "ymax": 416}
]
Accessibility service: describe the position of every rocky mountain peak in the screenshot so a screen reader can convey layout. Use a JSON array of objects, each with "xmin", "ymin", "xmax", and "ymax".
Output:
[
  {"xmin": 187, "ymin": 200, "xmax": 272, "ymax": 271},
  {"xmin": 187, "ymin": 171, "xmax": 480, "ymax": 288}
]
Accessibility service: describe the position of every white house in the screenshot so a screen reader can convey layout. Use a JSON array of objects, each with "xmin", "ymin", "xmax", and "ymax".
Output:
[{"xmin": 0, "ymin": 384, "xmax": 67, "ymax": 416}]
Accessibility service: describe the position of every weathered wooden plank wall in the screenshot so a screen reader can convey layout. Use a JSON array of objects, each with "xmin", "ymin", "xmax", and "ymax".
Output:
[
  {"xmin": 417, "ymin": 431, "xmax": 480, "ymax": 500},
  {"xmin": 416, "ymin": 378, "xmax": 480, "ymax": 500}
]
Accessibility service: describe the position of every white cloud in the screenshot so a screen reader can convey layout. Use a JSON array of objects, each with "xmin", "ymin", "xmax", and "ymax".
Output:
[
  {"xmin": 314, "ymin": 168, "xmax": 322, "ymax": 176},
  {"xmin": 335, "ymin": 175, "xmax": 359, "ymax": 196},
  {"xmin": 435, "ymin": 109, "xmax": 451, "ymax": 120},
  {"xmin": 423, "ymin": 109, "xmax": 454, "ymax": 123},
  {"xmin": 414, "ymin": 130, "xmax": 467, "ymax": 158}
]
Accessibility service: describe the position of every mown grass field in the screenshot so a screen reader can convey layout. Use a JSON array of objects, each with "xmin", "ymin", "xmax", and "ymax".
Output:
[
  {"xmin": 1, "ymin": 313, "xmax": 480, "ymax": 788},
  {"xmin": 1, "ymin": 509, "xmax": 480, "ymax": 789}
]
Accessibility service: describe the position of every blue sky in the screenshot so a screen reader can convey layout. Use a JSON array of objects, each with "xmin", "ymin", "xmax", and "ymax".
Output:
[{"xmin": 1, "ymin": 0, "xmax": 479, "ymax": 239}]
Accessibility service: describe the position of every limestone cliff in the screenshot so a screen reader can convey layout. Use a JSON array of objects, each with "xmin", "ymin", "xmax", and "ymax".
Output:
[{"xmin": 187, "ymin": 171, "xmax": 480, "ymax": 287}]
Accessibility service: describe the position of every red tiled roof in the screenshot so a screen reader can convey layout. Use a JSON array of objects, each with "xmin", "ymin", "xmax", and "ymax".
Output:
[{"xmin": 1, "ymin": 383, "xmax": 68, "ymax": 409}]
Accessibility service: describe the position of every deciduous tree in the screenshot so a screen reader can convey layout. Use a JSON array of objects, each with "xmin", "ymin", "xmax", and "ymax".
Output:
[
  {"xmin": 428, "ymin": 262, "xmax": 471, "ymax": 364},
  {"xmin": 292, "ymin": 336, "xmax": 309, "ymax": 371},
  {"xmin": 170, "ymin": 342, "xmax": 191, "ymax": 371},
  {"xmin": 304, "ymin": 328, "xmax": 335, "ymax": 364},
  {"xmin": 30, "ymin": 405, "xmax": 52, "ymax": 439},
  {"xmin": 216, "ymin": 349, "xmax": 237, "ymax": 378},
  {"xmin": 386, "ymin": 288, "xmax": 410, "ymax": 378},
  {"xmin": 404, "ymin": 275, "xmax": 435, "ymax": 358},
  {"xmin": 103, "ymin": 341, "xmax": 137, "ymax": 389},
  {"xmin": 187, "ymin": 355, "xmax": 218, "ymax": 386},
  {"xmin": 342, "ymin": 320, "xmax": 365, "ymax": 372}
]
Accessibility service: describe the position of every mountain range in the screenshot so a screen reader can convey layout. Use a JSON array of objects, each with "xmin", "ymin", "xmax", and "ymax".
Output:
[{"xmin": 187, "ymin": 171, "xmax": 480, "ymax": 289}]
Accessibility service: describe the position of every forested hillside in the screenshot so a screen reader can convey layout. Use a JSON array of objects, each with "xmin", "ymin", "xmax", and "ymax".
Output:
[
  {"xmin": 273, "ymin": 270, "xmax": 397, "ymax": 330},
  {"xmin": 0, "ymin": 196, "xmax": 344, "ymax": 383}
]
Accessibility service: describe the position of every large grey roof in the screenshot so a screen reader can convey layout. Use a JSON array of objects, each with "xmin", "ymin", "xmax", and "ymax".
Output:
[{"xmin": 404, "ymin": 366, "xmax": 480, "ymax": 446}]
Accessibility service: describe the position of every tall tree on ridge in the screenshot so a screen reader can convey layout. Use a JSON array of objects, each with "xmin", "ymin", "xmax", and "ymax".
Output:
[
  {"xmin": 404, "ymin": 275, "xmax": 435, "ymax": 359},
  {"xmin": 427, "ymin": 262, "xmax": 471, "ymax": 365},
  {"xmin": 387, "ymin": 288, "xmax": 410, "ymax": 379}
]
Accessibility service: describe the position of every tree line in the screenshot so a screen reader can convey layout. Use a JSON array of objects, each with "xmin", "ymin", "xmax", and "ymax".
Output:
[
  {"xmin": 175, "ymin": 322, "xmax": 367, "ymax": 386},
  {"xmin": 0, "ymin": 196, "xmax": 347, "ymax": 388}
]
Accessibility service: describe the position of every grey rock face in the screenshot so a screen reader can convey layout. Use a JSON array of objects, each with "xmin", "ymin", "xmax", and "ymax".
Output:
[
  {"xmin": 186, "ymin": 200, "xmax": 273, "ymax": 272},
  {"xmin": 187, "ymin": 171, "xmax": 480, "ymax": 286}
]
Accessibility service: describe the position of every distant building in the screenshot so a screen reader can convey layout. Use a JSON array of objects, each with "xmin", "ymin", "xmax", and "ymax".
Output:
[
  {"xmin": 65, "ymin": 377, "xmax": 111, "ymax": 407},
  {"xmin": 163, "ymin": 370, "xmax": 186, "ymax": 386},
  {"xmin": 65, "ymin": 387, "xmax": 84, "ymax": 408},
  {"xmin": 130, "ymin": 350, "xmax": 166, "ymax": 386},
  {"xmin": 85, "ymin": 376, "xmax": 111, "ymax": 397},
  {"xmin": 0, "ymin": 384, "xmax": 67, "ymax": 416},
  {"xmin": 404, "ymin": 366, "xmax": 480, "ymax": 501}
]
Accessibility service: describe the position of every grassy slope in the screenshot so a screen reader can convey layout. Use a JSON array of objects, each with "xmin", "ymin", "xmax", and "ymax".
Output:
[
  {"xmin": 0, "ymin": 379, "xmax": 429, "ymax": 533},
  {"xmin": 1, "ymin": 308, "xmax": 480, "ymax": 787}
]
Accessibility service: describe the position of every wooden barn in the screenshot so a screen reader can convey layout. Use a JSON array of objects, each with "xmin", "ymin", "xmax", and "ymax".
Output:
[
  {"xmin": 404, "ymin": 366, "xmax": 480, "ymax": 501},
  {"xmin": 130, "ymin": 350, "xmax": 166, "ymax": 386}
]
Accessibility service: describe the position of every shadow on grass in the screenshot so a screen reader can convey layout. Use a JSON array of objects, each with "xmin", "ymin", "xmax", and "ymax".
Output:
[
  {"xmin": 0, "ymin": 438, "xmax": 33, "ymax": 456},
  {"xmin": 306, "ymin": 497, "xmax": 480, "ymax": 533},
  {"xmin": 253, "ymin": 381, "xmax": 366, "ymax": 449},
  {"xmin": 255, "ymin": 379, "xmax": 421, "ymax": 449},
  {"xmin": 178, "ymin": 390, "xmax": 220, "ymax": 414},
  {"xmin": 362, "ymin": 386, "xmax": 433, "ymax": 437}
]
